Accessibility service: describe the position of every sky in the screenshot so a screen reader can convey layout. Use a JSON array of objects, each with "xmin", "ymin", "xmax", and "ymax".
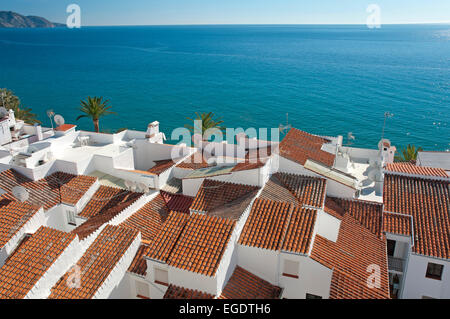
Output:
[{"xmin": 1, "ymin": 0, "xmax": 449, "ymax": 26}]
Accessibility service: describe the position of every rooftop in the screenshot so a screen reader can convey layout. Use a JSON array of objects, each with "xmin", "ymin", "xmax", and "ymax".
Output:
[
  {"xmin": 49, "ymin": 225, "xmax": 139, "ymax": 299},
  {"xmin": 0, "ymin": 199, "xmax": 41, "ymax": 248},
  {"xmin": 385, "ymin": 162, "xmax": 448, "ymax": 178},
  {"xmin": 219, "ymin": 266, "xmax": 282, "ymax": 299},
  {"xmin": 189, "ymin": 180, "xmax": 260, "ymax": 220},
  {"xmin": 0, "ymin": 227, "xmax": 76, "ymax": 299},
  {"xmin": 0, "ymin": 169, "xmax": 97, "ymax": 210},
  {"xmin": 278, "ymin": 128, "xmax": 335, "ymax": 167},
  {"xmin": 239, "ymin": 198, "xmax": 317, "ymax": 254},
  {"xmin": 384, "ymin": 173, "xmax": 449, "ymax": 259},
  {"xmin": 164, "ymin": 284, "xmax": 215, "ymax": 299}
]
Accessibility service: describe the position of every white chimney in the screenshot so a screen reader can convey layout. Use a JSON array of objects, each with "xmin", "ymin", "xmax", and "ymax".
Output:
[{"xmin": 34, "ymin": 123, "xmax": 43, "ymax": 141}]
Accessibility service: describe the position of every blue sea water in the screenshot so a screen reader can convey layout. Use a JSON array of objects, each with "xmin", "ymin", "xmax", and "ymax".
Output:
[{"xmin": 0, "ymin": 25, "xmax": 449, "ymax": 150}]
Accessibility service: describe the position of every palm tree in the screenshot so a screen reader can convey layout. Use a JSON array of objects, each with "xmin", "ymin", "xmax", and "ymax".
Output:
[
  {"xmin": 0, "ymin": 88, "xmax": 40, "ymax": 124},
  {"xmin": 76, "ymin": 96, "xmax": 116, "ymax": 132},
  {"xmin": 185, "ymin": 112, "xmax": 225, "ymax": 140},
  {"xmin": 394, "ymin": 144, "xmax": 423, "ymax": 163}
]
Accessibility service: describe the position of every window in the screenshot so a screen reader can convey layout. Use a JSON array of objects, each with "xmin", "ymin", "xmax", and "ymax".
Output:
[
  {"xmin": 426, "ymin": 263, "xmax": 443, "ymax": 280},
  {"xmin": 154, "ymin": 267, "xmax": 168, "ymax": 286},
  {"xmin": 135, "ymin": 281, "xmax": 150, "ymax": 299},
  {"xmin": 306, "ymin": 293, "xmax": 322, "ymax": 299},
  {"xmin": 387, "ymin": 240, "xmax": 396, "ymax": 257},
  {"xmin": 282, "ymin": 259, "xmax": 299, "ymax": 279},
  {"xmin": 66, "ymin": 210, "xmax": 76, "ymax": 226}
]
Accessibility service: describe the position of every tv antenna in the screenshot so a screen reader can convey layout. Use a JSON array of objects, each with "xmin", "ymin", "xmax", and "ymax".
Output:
[
  {"xmin": 47, "ymin": 109, "xmax": 55, "ymax": 130},
  {"xmin": 12, "ymin": 186, "xmax": 29, "ymax": 202},
  {"xmin": 279, "ymin": 113, "xmax": 292, "ymax": 135},
  {"xmin": 54, "ymin": 114, "xmax": 65, "ymax": 127},
  {"xmin": 381, "ymin": 112, "xmax": 394, "ymax": 141}
]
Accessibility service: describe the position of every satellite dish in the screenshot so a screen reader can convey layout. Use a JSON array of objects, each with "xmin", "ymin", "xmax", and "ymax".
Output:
[
  {"xmin": 12, "ymin": 186, "xmax": 29, "ymax": 202},
  {"xmin": 54, "ymin": 115, "xmax": 65, "ymax": 126},
  {"xmin": 0, "ymin": 107, "xmax": 8, "ymax": 118}
]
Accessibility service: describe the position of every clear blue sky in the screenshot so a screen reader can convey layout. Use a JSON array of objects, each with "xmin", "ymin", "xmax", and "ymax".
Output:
[{"xmin": 1, "ymin": 0, "xmax": 449, "ymax": 26}]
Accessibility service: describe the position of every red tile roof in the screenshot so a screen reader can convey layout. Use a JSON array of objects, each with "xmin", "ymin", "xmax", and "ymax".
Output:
[
  {"xmin": 79, "ymin": 185, "xmax": 136, "ymax": 219},
  {"xmin": 384, "ymin": 174, "xmax": 449, "ymax": 259},
  {"xmin": 0, "ymin": 199, "xmax": 41, "ymax": 248},
  {"xmin": 0, "ymin": 169, "xmax": 97, "ymax": 210},
  {"xmin": 177, "ymin": 152, "xmax": 210, "ymax": 170},
  {"xmin": 120, "ymin": 194, "xmax": 169, "ymax": 242},
  {"xmin": 219, "ymin": 266, "xmax": 281, "ymax": 299},
  {"xmin": 163, "ymin": 284, "xmax": 215, "ymax": 299},
  {"xmin": 323, "ymin": 197, "xmax": 345, "ymax": 220},
  {"xmin": 161, "ymin": 190, "xmax": 194, "ymax": 214},
  {"xmin": 50, "ymin": 225, "xmax": 139, "ymax": 299},
  {"xmin": 55, "ymin": 124, "xmax": 76, "ymax": 132},
  {"xmin": 167, "ymin": 213, "xmax": 236, "ymax": 276},
  {"xmin": 273, "ymin": 173, "xmax": 326, "ymax": 208},
  {"xmin": 0, "ymin": 227, "xmax": 76, "ymax": 299},
  {"xmin": 128, "ymin": 244, "xmax": 151, "ymax": 276},
  {"xmin": 147, "ymin": 159, "xmax": 176, "ymax": 175},
  {"xmin": 279, "ymin": 128, "xmax": 335, "ymax": 167},
  {"xmin": 311, "ymin": 214, "xmax": 390, "ymax": 299},
  {"xmin": 190, "ymin": 180, "xmax": 259, "ymax": 220},
  {"xmin": 232, "ymin": 147, "xmax": 272, "ymax": 172},
  {"xmin": 239, "ymin": 198, "xmax": 317, "ymax": 254},
  {"xmin": 329, "ymin": 198, "xmax": 383, "ymax": 237},
  {"xmin": 146, "ymin": 210, "xmax": 190, "ymax": 262},
  {"xmin": 72, "ymin": 191, "xmax": 142, "ymax": 240},
  {"xmin": 385, "ymin": 162, "xmax": 448, "ymax": 178},
  {"xmin": 383, "ymin": 212, "xmax": 412, "ymax": 236}
]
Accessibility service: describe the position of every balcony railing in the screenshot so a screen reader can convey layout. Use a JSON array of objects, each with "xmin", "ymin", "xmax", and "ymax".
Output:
[{"xmin": 388, "ymin": 256, "xmax": 404, "ymax": 273}]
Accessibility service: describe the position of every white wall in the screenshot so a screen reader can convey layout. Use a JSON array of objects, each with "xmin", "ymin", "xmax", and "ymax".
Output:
[
  {"xmin": 182, "ymin": 178, "xmax": 204, "ymax": 197},
  {"xmin": 237, "ymin": 244, "xmax": 280, "ymax": 285},
  {"xmin": 402, "ymin": 254, "xmax": 450, "ymax": 299},
  {"xmin": 279, "ymin": 253, "xmax": 332, "ymax": 299},
  {"xmin": 315, "ymin": 210, "xmax": 341, "ymax": 243}
]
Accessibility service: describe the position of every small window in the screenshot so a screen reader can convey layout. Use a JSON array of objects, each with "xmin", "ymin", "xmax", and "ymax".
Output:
[
  {"xmin": 387, "ymin": 240, "xmax": 396, "ymax": 257},
  {"xmin": 135, "ymin": 281, "xmax": 150, "ymax": 299},
  {"xmin": 282, "ymin": 259, "xmax": 299, "ymax": 278},
  {"xmin": 426, "ymin": 263, "xmax": 443, "ymax": 280},
  {"xmin": 66, "ymin": 210, "xmax": 76, "ymax": 226},
  {"xmin": 306, "ymin": 293, "xmax": 322, "ymax": 299},
  {"xmin": 154, "ymin": 267, "xmax": 168, "ymax": 286}
]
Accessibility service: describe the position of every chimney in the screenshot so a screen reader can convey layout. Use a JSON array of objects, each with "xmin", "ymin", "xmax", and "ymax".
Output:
[{"xmin": 34, "ymin": 123, "xmax": 43, "ymax": 141}]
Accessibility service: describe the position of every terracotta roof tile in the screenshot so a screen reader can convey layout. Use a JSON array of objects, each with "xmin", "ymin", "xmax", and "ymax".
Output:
[
  {"xmin": 161, "ymin": 190, "xmax": 194, "ymax": 214},
  {"xmin": 190, "ymin": 180, "xmax": 259, "ymax": 220},
  {"xmin": 239, "ymin": 198, "xmax": 317, "ymax": 254},
  {"xmin": 281, "ymin": 208, "xmax": 317, "ymax": 254},
  {"xmin": 272, "ymin": 173, "xmax": 326, "ymax": 208},
  {"xmin": 72, "ymin": 191, "xmax": 142, "ymax": 240},
  {"xmin": 279, "ymin": 128, "xmax": 335, "ymax": 167},
  {"xmin": 50, "ymin": 225, "xmax": 139, "ymax": 299},
  {"xmin": 120, "ymin": 194, "xmax": 169, "ymax": 242},
  {"xmin": 311, "ymin": 214, "xmax": 390, "ymax": 299},
  {"xmin": 219, "ymin": 266, "xmax": 281, "ymax": 299},
  {"xmin": 128, "ymin": 244, "xmax": 151, "ymax": 276},
  {"xmin": 239, "ymin": 199, "xmax": 292, "ymax": 251},
  {"xmin": 177, "ymin": 152, "xmax": 210, "ymax": 170},
  {"xmin": 55, "ymin": 124, "xmax": 76, "ymax": 132},
  {"xmin": 383, "ymin": 212, "xmax": 412, "ymax": 236},
  {"xmin": 323, "ymin": 197, "xmax": 345, "ymax": 220},
  {"xmin": 79, "ymin": 185, "xmax": 133, "ymax": 219},
  {"xmin": 167, "ymin": 213, "xmax": 236, "ymax": 276},
  {"xmin": 163, "ymin": 284, "xmax": 215, "ymax": 299},
  {"xmin": 146, "ymin": 210, "xmax": 190, "ymax": 262},
  {"xmin": 147, "ymin": 159, "xmax": 176, "ymax": 175},
  {"xmin": 0, "ymin": 227, "xmax": 76, "ymax": 299},
  {"xmin": 231, "ymin": 147, "xmax": 272, "ymax": 172},
  {"xmin": 0, "ymin": 169, "xmax": 96, "ymax": 210},
  {"xmin": 328, "ymin": 198, "xmax": 383, "ymax": 237},
  {"xmin": 384, "ymin": 174, "xmax": 449, "ymax": 259},
  {"xmin": 386, "ymin": 162, "xmax": 448, "ymax": 178},
  {"xmin": 0, "ymin": 199, "xmax": 41, "ymax": 248}
]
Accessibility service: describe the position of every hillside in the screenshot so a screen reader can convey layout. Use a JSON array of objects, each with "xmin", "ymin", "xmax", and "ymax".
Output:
[{"xmin": 0, "ymin": 11, "xmax": 65, "ymax": 28}]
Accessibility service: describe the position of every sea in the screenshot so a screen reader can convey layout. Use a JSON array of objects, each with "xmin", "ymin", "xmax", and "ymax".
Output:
[{"xmin": 0, "ymin": 25, "xmax": 449, "ymax": 150}]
